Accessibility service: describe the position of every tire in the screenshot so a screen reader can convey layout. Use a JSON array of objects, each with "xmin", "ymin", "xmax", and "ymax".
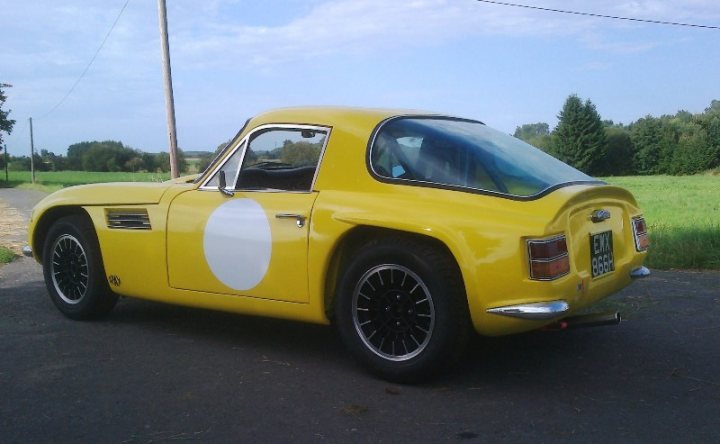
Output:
[
  {"xmin": 42, "ymin": 214, "xmax": 118, "ymax": 320},
  {"xmin": 334, "ymin": 237, "xmax": 471, "ymax": 383}
]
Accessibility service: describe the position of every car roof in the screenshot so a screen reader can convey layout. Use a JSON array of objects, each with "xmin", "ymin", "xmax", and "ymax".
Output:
[{"xmin": 247, "ymin": 106, "xmax": 440, "ymax": 129}]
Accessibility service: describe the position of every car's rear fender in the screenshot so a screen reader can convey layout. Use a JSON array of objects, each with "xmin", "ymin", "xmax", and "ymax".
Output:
[
  {"xmin": 320, "ymin": 225, "xmax": 463, "ymax": 319},
  {"xmin": 471, "ymin": 185, "xmax": 648, "ymax": 335},
  {"xmin": 310, "ymin": 184, "xmax": 647, "ymax": 336},
  {"xmin": 308, "ymin": 189, "xmax": 531, "ymax": 327}
]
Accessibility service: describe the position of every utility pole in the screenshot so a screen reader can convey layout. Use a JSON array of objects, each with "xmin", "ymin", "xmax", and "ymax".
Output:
[
  {"xmin": 29, "ymin": 117, "xmax": 36, "ymax": 184},
  {"xmin": 157, "ymin": 0, "xmax": 179, "ymax": 179},
  {"xmin": 3, "ymin": 144, "xmax": 8, "ymax": 183}
]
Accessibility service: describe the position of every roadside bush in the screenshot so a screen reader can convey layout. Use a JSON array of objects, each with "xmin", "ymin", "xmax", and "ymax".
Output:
[{"xmin": 0, "ymin": 246, "xmax": 15, "ymax": 264}]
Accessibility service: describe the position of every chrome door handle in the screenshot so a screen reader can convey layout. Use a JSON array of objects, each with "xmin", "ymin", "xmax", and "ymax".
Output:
[{"xmin": 275, "ymin": 213, "xmax": 307, "ymax": 228}]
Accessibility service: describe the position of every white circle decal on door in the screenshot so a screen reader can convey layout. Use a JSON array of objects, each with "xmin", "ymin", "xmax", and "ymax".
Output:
[{"xmin": 203, "ymin": 199, "xmax": 272, "ymax": 290}]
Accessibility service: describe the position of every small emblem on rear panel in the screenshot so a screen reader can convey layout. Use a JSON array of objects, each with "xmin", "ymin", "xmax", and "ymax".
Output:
[{"xmin": 590, "ymin": 209, "xmax": 611, "ymax": 223}]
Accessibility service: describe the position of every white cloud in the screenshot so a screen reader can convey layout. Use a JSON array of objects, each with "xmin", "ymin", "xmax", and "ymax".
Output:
[
  {"xmin": 580, "ymin": 33, "xmax": 661, "ymax": 54},
  {"xmin": 162, "ymin": 0, "xmax": 720, "ymax": 70},
  {"xmin": 169, "ymin": 0, "xmax": 589, "ymax": 68},
  {"xmin": 6, "ymin": 0, "xmax": 717, "ymax": 77},
  {"xmin": 614, "ymin": 0, "xmax": 720, "ymax": 22},
  {"xmin": 2, "ymin": 0, "xmax": 718, "ymax": 152}
]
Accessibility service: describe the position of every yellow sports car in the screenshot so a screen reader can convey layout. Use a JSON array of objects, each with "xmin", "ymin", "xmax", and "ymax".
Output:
[{"xmin": 25, "ymin": 107, "xmax": 650, "ymax": 382}]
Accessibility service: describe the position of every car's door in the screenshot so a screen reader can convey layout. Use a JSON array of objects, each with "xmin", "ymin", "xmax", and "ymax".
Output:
[{"xmin": 166, "ymin": 124, "xmax": 329, "ymax": 303}]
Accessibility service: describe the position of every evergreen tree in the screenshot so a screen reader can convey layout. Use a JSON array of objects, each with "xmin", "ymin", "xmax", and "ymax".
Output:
[
  {"xmin": 603, "ymin": 126, "xmax": 634, "ymax": 176},
  {"xmin": 629, "ymin": 116, "xmax": 663, "ymax": 174},
  {"xmin": 550, "ymin": 95, "xmax": 607, "ymax": 175}
]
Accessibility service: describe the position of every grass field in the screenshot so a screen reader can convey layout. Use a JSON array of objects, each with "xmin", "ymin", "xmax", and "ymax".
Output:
[
  {"xmin": 2, "ymin": 170, "xmax": 170, "ymax": 193},
  {"xmin": 2, "ymin": 171, "xmax": 718, "ymax": 269},
  {"xmin": 604, "ymin": 175, "xmax": 720, "ymax": 269}
]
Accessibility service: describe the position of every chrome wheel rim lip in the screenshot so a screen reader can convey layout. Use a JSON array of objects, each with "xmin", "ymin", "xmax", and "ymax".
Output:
[
  {"xmin": 50, "ymin": 234, "xmax": 89, "ymax": 305},
  {"xmin": 352, "ymin": 264, "xmax": 435, "ymax": 362}
]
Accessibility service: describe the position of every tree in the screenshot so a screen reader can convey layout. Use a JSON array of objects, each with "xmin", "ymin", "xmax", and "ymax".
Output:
[
  {"xmin": 280, "ymin": 140, "xmax": 321, "ymax": 166},
  {"xmin": 197, "ymin": 141, "xmax": 229, "ymax": 173},
  {"xmin": 65, "ymin": 140, "xmax": 148, "ymax": 172},
  {"xmin": 79, "ymin": 141, "xmax": 134, "ymax": 172},
  {"xmin": 514, "ymin": 122, "xmax": 549, "ymax": 140},
  {"xmin": 39, "ymin": 149, "xmax": 67, "ymax": 171},
  {"xmin": 155, "ymin": 149, "xmax": 187, "ymax": 173},
  {"xmin": 696, "ymin": 101, "xmax": 720, "ymax": 170},
  {"xmin": 125, "ymin": 156, "xmax": 145, "ymax": 172},
  {"xmin": 705, "ymin": 99, "xmax": 720, "ymax": 116},
  {"xmin": 0, "ymin": 83, "xmax": 16, "ymax": 147},
  {"xmin": 603, "ymin": 127, "xmax": 634, "ymax": 175},
  {"xmin": 515, "ymin": 97, "xmax": 720, "ymax": 176},
  {"xmin": 513, "ymin": 122, "xmax": 552, "ymax": 151},
  {"xmin": 671, "ymin": 124, "xmax": 712, "ymax": 174},
  {"xmin": 67, "ymin": 141, "xmax": 93, "ymax": 170},
  {"xmin": 550, "ymin": 95, "xmax": 607, "ymax": 175},
  {"xmin": 7, "ymin": 155, "xmax": 30, "ymax": 171},
  {"xmin": 629, "ymin": 116, "xmax": 663, "ymax": 174}
]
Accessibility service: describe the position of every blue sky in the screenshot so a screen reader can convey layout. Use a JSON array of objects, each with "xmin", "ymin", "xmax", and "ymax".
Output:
[{"xmin": 2, "ymin": 0, "xmax": 719, "ymax": 155}]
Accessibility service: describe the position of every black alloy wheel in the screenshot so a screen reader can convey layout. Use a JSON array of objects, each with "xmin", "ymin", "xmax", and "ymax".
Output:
[
  {"xmin": 42, "ymin": 214, "xmax": 118, "ymax": 320},
  {"xmin": 335, "ymin": 237, "xmax": 471, "ymax": 383},
  {"xmin": 352, "ymin": 264, "xmax": 435, "ymax": 361},
  {"xmin": 49, "ymin": 234, "xmax": 89, "ymax": 305}
]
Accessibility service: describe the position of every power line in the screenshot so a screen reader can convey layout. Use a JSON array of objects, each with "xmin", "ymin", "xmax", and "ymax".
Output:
[
  {"xmin": 474, "ymin": 0, "xmax": 720, "ymax": 30},
  {"xmin": 39, "ymin": 0, "xmax": 131, "ymax": 119}
]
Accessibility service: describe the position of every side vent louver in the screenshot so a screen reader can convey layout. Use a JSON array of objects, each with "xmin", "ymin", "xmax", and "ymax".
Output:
[{"xmin": 106, "ymin": 209, "xmax": 151, "ymax": 230}]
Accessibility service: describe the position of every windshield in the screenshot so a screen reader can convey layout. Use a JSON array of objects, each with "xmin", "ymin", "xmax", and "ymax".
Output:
[{"xmin": 370, "ymin": 117, "xmax": 597, "ymax": 198}]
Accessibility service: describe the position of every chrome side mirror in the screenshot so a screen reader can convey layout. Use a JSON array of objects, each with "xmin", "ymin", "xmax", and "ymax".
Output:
[{"xmin": 218, "ymin": 171, "xmax": 234, "ymax": 197}]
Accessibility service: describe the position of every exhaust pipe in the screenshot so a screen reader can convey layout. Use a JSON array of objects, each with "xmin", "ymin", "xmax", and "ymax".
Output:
[{"xmin": 546, "ymin": 312, "xmax": 621, "ymax": 330}]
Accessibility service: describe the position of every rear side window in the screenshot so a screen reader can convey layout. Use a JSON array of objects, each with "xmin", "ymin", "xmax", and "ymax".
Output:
[{"xmin": 370, "ymin": 117, "xmax": 596, "ymax": 198}]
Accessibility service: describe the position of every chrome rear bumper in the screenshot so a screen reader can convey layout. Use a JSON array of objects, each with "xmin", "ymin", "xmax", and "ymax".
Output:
[
  {"xmin": 486, "ymin": 300, "xmax": 569, "ymax": 320},
  {"xmin": 488, "ymin": 266, "xmax": 650, "ymax": 321}
]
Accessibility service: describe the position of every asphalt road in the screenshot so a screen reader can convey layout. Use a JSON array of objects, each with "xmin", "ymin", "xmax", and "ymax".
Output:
[{"xmin": 1, "ymin": 189, "xmax": 719, "ymax": 442}]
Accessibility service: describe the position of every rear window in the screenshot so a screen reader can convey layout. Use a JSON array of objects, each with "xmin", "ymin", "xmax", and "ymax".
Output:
[{"xmin": 370, "ymin": 117, "xmax": 597, "ymax": 198}]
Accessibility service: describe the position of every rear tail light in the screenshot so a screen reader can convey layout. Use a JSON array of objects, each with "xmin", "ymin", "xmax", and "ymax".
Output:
[
  {"xmin": 527, "ymin": 235, "xmax": 570, "ymax": 281},
  {"xmin": 632, "ymin": 216, "xmax": 649, "ymax": 252}
]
